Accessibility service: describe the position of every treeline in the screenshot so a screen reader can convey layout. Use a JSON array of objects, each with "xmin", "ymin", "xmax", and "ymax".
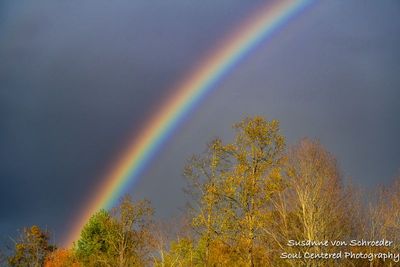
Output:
[{"xmin": 2, "ymin": 116, "xmax": 400, "ymax": 266}]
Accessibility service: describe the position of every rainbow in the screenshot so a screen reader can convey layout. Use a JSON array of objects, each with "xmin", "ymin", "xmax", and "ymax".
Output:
[{"xmin": 64, "ymin": 0, "xmax": 314, "ymax": 247}]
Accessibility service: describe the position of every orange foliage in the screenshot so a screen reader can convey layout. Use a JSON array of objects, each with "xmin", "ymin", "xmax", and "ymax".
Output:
[{"xmin": 44, "ymin": 249, "xmax": 81, "ymax": 267}]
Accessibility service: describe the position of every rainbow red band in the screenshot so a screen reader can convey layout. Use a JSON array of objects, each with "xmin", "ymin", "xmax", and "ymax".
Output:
[{"xmin": 63, "ymin": 0, "xmax": 314, "ymax": 247}]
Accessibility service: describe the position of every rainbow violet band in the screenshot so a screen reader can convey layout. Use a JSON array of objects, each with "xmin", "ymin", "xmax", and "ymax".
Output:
[{"xmin": 63, "ymin": 0, "xmax": 315, "ymax": 247}]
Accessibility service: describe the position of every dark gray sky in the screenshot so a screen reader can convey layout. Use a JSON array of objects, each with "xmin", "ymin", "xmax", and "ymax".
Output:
[{"xmin": 1, "ymin": 0, "xmax": 399, "ymax": 245}]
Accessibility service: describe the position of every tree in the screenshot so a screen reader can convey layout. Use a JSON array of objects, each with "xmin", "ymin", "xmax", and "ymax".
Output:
[
  {"xmin": 44, "ymin": 248, "xmax": 81, "ymax": 267},
  {"xmin": 155, "ymin": 237, "xmax": 196, "ymax": 267},
  {"xmin": 269, "ymin": 138, "xmax": 355, "ymax": 266},
  {"xmin": 75, "ymin": 196, "xmax": 155, "ymax": 266},
  {"xmin": 107, "ymin": 196, "xmax": 155, "ymax": 266},
  {"xmin": 75, "ymin": 209, "xmax": 112, "ymax": 265},
  {"xmin": 183, "ymin": 116, "xmax": 286, "ymax": 266},
  {"xmin": 7, "ymin": 225, "xmax": 55, "ymax": 267},
  {"xmin": 364, "ymin": 175, "xmax": 400, "ymax": 266}
]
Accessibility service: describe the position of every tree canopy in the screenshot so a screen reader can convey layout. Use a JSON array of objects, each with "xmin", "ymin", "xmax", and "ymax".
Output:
[{"xmin": 3, "ymin": 116, "xmax": 400, "ymax": 267}]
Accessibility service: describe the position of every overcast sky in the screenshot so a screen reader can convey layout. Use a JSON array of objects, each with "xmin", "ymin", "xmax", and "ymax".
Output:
[{"xmin": 1, "ymin": 0, "xmax": 399, "ymax": 245}]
